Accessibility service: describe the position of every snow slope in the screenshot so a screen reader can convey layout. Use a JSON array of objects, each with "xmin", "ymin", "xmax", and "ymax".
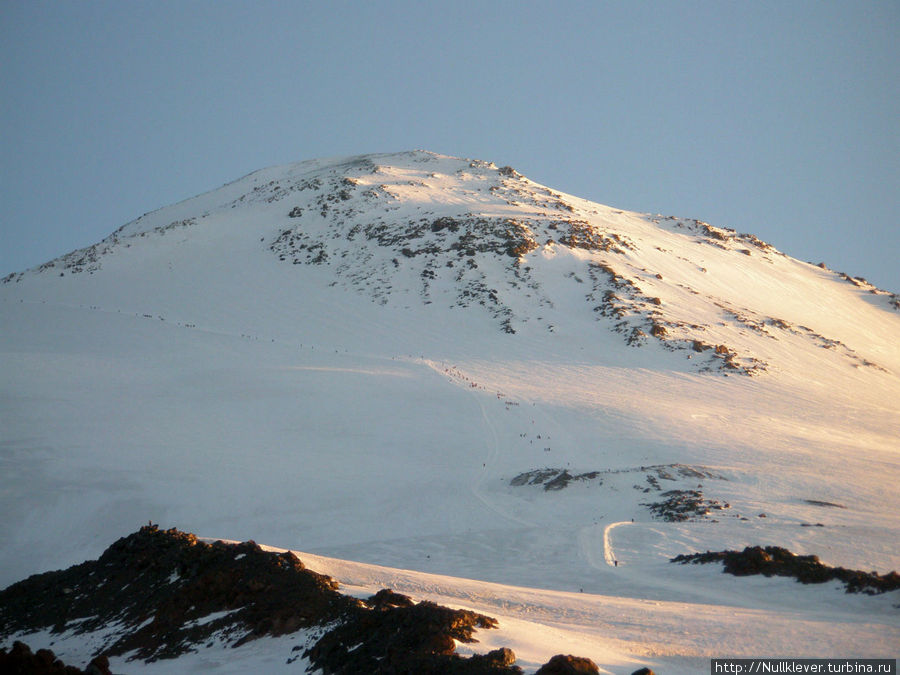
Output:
[{"xmin": 1, "ymin": 151, "xmax": 898, "ymax": 672}]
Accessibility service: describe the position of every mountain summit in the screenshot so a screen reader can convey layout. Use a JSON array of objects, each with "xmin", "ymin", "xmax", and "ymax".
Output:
[
  {"xmin": 1, "ymin": 151, "xmax": 898, "ymax": 672},
  {"xmin": 5, "ymin": 150, "xmax": 898, "ymax": 378}
]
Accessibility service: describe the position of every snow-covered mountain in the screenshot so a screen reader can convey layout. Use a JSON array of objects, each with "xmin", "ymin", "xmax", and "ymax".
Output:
[{"xmin": 1, "ymin": 151, "xmax": 898, "ymax": 673}]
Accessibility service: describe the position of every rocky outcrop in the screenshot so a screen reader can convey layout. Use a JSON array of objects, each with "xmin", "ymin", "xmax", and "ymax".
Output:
[
  {"xmin": 643, "ymin": 489, "xmax": 730, "ymax": 522},
  {"xmin": 0, "ymin": 526, "xmax": 605, "ymax": 673},
  {"xmin": 0, "ymin": 525, "xmax": 353, "ymax": 661},
  {"xmin": 534, "ymin": 653, "xmax": 600, "ymax": 674},
  {"xmin": 672, "ymin": 545, "xmax": 900, "ymax": 594},
  {"xmin": 305, "ymin": 593, "xmax": 520, "ymax": 674}
]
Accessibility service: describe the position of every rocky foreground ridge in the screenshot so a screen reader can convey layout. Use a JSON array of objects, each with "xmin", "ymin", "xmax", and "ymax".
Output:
[{"xmin": 0, "ymin": 525, "xmax": 655, "ymax": 674}]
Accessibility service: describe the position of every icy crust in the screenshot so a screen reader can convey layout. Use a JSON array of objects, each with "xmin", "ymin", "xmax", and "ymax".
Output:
[{"xmin": 2, "ymin": 150, "xmax": 896, "ymax": 376}]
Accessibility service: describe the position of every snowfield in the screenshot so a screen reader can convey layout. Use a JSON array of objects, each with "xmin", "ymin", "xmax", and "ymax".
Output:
[{"xmin": 1, "ymin": 151, "xmax": 898, "ymax": 673}]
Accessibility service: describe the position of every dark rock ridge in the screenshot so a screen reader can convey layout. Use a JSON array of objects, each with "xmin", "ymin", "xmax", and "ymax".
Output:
[
  {"xmin": 803, "ymin": 499, "xmax": 846, "ymax": 509},
  {"xmin": 509, "ymin": 464, "xmax": 738, "ymax": 523},
  {"xmin": 510, "ymin": 468, "xmax": 601, "ymax": 491},
  {"xmin": 643, "ymin": 489, "xmax": 731, "ymax": 522},
  {"xmin": 672, "ymin": 545, "xmax": 900, "ymax": 595},
  {"xmin": 510, "ymin": 463, "xmax": 724, "ymax": 492},
  {"xmin": 0, "ymin": 525, "xmax": 602, "ymax": 673}
]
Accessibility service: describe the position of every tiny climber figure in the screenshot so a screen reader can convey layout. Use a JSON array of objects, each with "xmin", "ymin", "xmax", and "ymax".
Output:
[{"xmin": 614, "ymin": 559, "xmax": 618, "ymax": 567}]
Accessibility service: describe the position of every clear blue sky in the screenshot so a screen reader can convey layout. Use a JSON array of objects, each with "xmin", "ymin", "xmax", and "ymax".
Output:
[{"xmin": 2, "ymin": 1, "xmax": 898, "ymax": 290}]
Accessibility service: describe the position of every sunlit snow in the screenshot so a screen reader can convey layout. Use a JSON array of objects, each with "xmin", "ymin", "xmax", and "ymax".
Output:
[{"xmin": 1, "ymin": 151, "xmax": 897, "ymax": 673}]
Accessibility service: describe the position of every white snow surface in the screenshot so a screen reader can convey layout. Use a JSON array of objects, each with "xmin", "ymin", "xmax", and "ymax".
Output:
[{"xmin": 1, "ymin": 150, "xmax": 898, "ymax": 673}]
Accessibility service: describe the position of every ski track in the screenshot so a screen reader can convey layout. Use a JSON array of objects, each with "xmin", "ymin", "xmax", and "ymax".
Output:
[
  {"xmin": 467, "ymin": 376, "xmax": 536, "ymax": 529},
  {"xmin": 604, "ymin": 521, "xmax": 631, "ymax": 567}
]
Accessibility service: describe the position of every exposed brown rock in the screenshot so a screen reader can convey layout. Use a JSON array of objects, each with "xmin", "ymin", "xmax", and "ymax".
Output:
[{"xmin": 535, "ymin": 653, "xmax": 600, "ymax": 674}]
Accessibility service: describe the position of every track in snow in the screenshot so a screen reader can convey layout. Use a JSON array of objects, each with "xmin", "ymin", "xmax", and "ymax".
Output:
[{"xmin": 603, "ymin": 521, "xmax": 632, "ymax": 567}]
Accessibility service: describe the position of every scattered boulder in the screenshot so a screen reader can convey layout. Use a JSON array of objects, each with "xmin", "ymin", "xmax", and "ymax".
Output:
[
  {"xmin": 481, "ymin": 647, "xmax": 518, "ymax": 667},
  {"xmin": 83, "ymin": 656, "xmax": 112, "ymax": 675},
  {"xmin": 0, "ymin": 640, "xmax": 106, "ymax": 674},
  {"xmin": 535, "ymin": 653, "xmax": 600, "ymax": 674},
  {"xmin": 367, "ymin": 587, "xmax": 416, "ymax": 609},
  {"xmin": 649, "ymin": 322, "xmax": 667, "ymax": 337}
]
